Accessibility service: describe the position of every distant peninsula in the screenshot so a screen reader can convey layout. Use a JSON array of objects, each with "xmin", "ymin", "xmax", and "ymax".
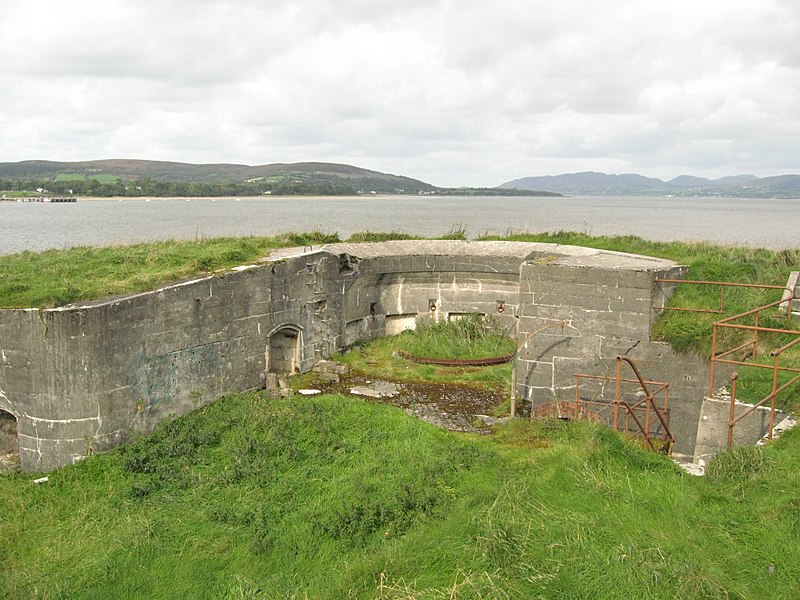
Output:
[
  {"xmin": 500, "ymin": 171, "xmax": 800, "ymax": 199},
  {"xmin": 0, "ymin": 159, "xmax": 558, "ymax": 198}
]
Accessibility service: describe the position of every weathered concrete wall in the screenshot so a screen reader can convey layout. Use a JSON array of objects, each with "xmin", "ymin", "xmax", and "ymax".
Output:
[
  {"xmin": 0, "ymin": 239, "xmax": 740, "ymax": 471},
  {"xmin": 693, "ymin": 397, "xmax": 785, "ymax": 464},
  {"xmin": 0, "ymin": 252, "xmax": 347, "ymax": 470},
  {"xmin": 0, "ymin": 241, "xmax": 549, "ymax": 470},
  {"xmin": 512, "ymin": 251, "xmax": 734, "ymax": 461},
  {"xmin": 781, "ymin": 271, "xmax": 800, "ymax": 315}
]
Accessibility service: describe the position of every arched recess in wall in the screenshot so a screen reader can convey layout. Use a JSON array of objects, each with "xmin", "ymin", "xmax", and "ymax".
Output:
[
  {"xmin": 0, "ymin": 407, "xmax": 19, "ymax": 471},
  {"xmin": 267, "ymin": 325, "xmax": 303, "ymax": 374}
]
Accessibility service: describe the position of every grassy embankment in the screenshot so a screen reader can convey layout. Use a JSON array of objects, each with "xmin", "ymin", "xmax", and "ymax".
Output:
[
  {"xmin": 2, "ymin": 391, "xmax": 800, "ymax": 598},
  {"xmin": 0, "ymin": 232, "xmax": 338, "ymax": 309},
  {"xmin": 1, "ymin": 232, "xmax": 800, "ymax": 597},
  {"xmin": 0, "ymin": 229, "xmax": 469, "ymax": 310}
]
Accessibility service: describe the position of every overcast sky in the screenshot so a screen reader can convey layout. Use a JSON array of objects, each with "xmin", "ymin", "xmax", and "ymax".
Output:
[{"xmin": 0, "ymin": 1, "xmax": 797, "ymax": 187}]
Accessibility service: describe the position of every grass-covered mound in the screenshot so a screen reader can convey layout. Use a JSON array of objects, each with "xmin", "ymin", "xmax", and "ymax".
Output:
[
  {"xmin": 0, "ymin": 232, "xmax": 341, "ymax": 309},
  {"xmin": 2, "ymin": 391, "xmax": 800, "ymax": 598}
]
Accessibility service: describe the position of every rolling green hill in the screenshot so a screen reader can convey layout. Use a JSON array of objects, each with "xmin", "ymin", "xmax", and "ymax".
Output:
[
  {"xmin": 0, "ymin": 159, "xmax": 558, "ymax": 197},
  {"xmin": 0, "ymin": 159, "xmax": 436, "ymax": 195}
]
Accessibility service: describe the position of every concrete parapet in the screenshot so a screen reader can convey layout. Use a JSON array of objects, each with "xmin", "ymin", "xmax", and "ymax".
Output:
[{"xmin": 0, "ymin": 240, "xmax": 751, "ymax": 470}]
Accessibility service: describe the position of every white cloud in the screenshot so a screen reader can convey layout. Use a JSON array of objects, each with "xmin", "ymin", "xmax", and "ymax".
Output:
[{"xmin": 0, "ymin": 0, "xmax": 797, "ymax": 186}]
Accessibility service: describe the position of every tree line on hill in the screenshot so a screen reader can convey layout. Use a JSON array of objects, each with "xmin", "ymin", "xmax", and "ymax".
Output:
[
  {"xmin": 0, "ymin": 177, "xmax": 414, "ymax": 197},
  {"xmin": 0, "ymin": 177, "xmax": 558, "ymax": 198}
]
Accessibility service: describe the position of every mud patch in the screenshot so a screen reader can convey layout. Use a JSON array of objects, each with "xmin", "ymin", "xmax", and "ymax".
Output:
[{"xmin": 302, "ymin": 374, "xmax": 507, "ymax": 434}]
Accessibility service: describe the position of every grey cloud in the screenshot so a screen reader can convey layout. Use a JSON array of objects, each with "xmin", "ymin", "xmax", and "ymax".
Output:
[{"xmin": 0, "ymin": 0, "xmax": 797, "ymax": 187}]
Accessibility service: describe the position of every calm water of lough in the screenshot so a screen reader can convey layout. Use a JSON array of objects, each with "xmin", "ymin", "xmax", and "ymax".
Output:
[{"xmin": 1, "ymin": 195, "xmax": 798, "ymax": 255}]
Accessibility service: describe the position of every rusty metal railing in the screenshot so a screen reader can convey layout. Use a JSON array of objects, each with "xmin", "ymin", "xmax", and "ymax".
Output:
[
  {"xmin": 709, "ymin": 298, "xmax": 800, "ymax": 395},
  {"xmin": 573, "ymin": 356, "xmax": 674, "ymax": 454},
  {"xmin": 726, "ymin": 366, "xmax": 800, "ymax": 449},
  {"xmin": 712, "ymin": 305, "xmax": 800, "ymax": 446},
  {"xmin": 654, "ymin": 279, "xmax": 794, "ymax": 318},
  {"xmin": 655, "ymin": 276, "xmax": 799, "ymax": 446}
]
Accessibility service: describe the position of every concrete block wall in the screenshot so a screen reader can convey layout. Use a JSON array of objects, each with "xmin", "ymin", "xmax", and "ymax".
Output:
[
  {"xmin": 513, "ymin": 256, "xmax": 728, "ymax": 461},
  {"xmin": 693, "ymin": 397, "xmax": 785, "ymax": 464},
  {"xmin": 0, "ymin": 239, "xmax": 744, "ymax": 470},
  {"xmin": 0, "ymin": 252, "xmax": 346, "ymax": 470}
]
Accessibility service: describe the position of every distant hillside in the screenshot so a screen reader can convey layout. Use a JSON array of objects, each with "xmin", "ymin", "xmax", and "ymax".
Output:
[
  {"xmin": 0, "ymin": 159, "xmax": 437, "ymax": 195},
  {"xmin": 500, "ymin": 171, "xmax": 800, "ymax": 198},
  {"xmin": 0, "ymin": 159, "xmax": 558, "ymax": 197}
]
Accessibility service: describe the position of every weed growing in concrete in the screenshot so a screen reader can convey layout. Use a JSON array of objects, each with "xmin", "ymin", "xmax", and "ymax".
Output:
[{"xmin": 401, "ymin": 314, "xmax": 515, "ymax": 361}]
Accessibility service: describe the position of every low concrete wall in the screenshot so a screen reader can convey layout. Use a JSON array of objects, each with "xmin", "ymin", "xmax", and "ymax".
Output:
[
  {"xmin": 693, "ymin": 397, "xmax": 785, "ymax": 464},
  {"xmin": 0, "ymin": 240, "xmax": 743, "ymax": 470}
]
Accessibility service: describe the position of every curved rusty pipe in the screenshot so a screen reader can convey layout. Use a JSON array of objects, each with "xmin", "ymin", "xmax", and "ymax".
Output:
[
  {"xmin": 616, "ymin": 355, "xmax": 675, "ymax": 452},
  {"xmin": 616, "ymin": 355, "xmax": 652, "ymax": 399}
]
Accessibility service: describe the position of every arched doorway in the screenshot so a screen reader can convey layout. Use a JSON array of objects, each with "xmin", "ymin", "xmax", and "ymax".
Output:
[
  {"xmin": 268, "ymin": 326, "xmax": 303, "ymax": 374},
  {"xmin": 0, "ymin": 409, "xmax": 19, "ymax": 472}
]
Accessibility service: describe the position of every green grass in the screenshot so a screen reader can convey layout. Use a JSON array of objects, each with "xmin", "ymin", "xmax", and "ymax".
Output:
[
  {"xmin": 0, "ymin": 232, "xmax": 340, "ymax": 308},
  {"xmin": 54, "ymin": 173, "xmax": 121, "ymax": 183},
  {"xmin": 347, "ymin": 230, "xmax": 421, "ymax": 242},
  {"xmin": 400, "ymin": 314, "xmax": 516, "ymax": 360},
  {"xmin": 0, "ymin": 229, "xmax": 480, "ymax": 309},
  {"xmin": 0, "ymin": 190, "xmax": 44, "ymax": 198},
  {"xmin": 3, "ymin": 391, "xmax": 800, "ymax": 598},
  {"xmin": 336, "ymin": 335, "xmax": 514, "ymax": 394}
]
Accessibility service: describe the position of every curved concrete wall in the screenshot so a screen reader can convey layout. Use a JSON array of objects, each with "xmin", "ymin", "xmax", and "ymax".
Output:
[{"xmin": 0, "ymin": 240, "xmax": 701, "ymax": 470}]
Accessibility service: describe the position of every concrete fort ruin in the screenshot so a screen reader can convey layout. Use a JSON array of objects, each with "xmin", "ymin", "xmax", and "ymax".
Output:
[{"xmin": 0, "ymin": 240, "xmax": 787, "ymax": 471}]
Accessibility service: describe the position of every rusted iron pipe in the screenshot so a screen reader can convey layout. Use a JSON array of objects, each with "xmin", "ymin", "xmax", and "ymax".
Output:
[
  {"xmin": 655, "ymin": 279, "xmax": 791, "ymax": 291},
  {"xmin": 617, "ymin": 399, "xmax": 658, "ymax": 452},
  {"xmin": 715, "ymin": 298, "xmax": 788, "ymax": 324},
  {"xmin": 728, "ymin": 372, "xmax": 739, "ymax": 449},
  {"xmin": 709, "ymin": 325, "xmax": 719, "ymax": 398},
  {"xmin": 616, "ymin": 356, "xmax": 675, "ymax": 451},
  {"xmin": 715, "ymin": 323, "xmax": 800, "ymax": 336},
  {"xmin": 654, "ymin": 279, "xmax": 794, "ymax": 317},
  {"xmin": 573, "ymin": 374, "xmax": 669, "ymax": 387},
  {"xmin": 398, "ymin": 351, "xmax": 513, "ymax": 366},
  {"xmin": 770, "ymin": 336, "xmax": 800, "ymax": 357},
  {"xmin": 655, "ymin": 280, "xmax": 794, "ymax": 319},
  {"xmin": 616, "ymin": 356, "xmax": 653, "ymax": 399},
  {"xmin": 731, "ymin": 373, "xmax": 800, "ymax": 426},
  {"xmin": 711, "ymin": 358, "xmax": 800, "ymax": 374},
  {"xmin": 714, "ymin": 340, "xmax": 760, "ymax": 361}
]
